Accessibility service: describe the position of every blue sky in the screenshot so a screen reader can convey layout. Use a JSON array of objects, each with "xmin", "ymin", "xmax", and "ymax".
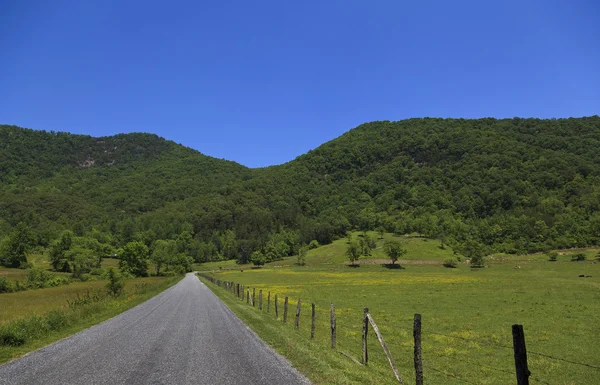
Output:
[{"xmin": 1, "ymin": 0, "xmax": 598, "ymax": 167}]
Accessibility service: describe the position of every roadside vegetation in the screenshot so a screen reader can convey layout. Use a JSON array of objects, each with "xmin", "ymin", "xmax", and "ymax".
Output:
[{"xmin": 0, "ymin": 274, "xmax": 180, "ymax": 364}]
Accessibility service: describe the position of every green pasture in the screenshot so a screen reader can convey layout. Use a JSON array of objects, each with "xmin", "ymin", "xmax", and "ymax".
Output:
[
  {"xmin": 0, "ymin": 276, "xmax": 171, "ymax": 325},
  {"xmin": 201, "ymin": 254, "xmax": 599, "ymax": 385}
]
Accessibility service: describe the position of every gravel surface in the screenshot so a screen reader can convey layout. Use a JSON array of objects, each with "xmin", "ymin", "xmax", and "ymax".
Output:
[{"xmin": 0, "ymin": 273, "xmax": 312, "ymax": 385}]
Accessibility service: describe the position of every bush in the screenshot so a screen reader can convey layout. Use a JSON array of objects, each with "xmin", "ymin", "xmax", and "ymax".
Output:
[
  {"xmin": 0, "ymin": 277, "xmax": 13, "ymax": 293},
  {"xmin": 0, "ymin": 330, "xmax": 25, "ymax": 346},
  {"xmin": 443, "ymin": 258, "xmax": 457, "ymax": 268},
  {"xmin": 547, "ymin": 251, "xmax": 558, "ymax": 262},
  {"xmin": 105, "ymin": 267, "xmax": 124, "ymax": 297},
  {"xmin": 308, "ymin": 240, "xmax": 319, "ymax": 250},
  {"xmin": 570, "ymin": 253, "xmax": 586, "ymax": 262}
]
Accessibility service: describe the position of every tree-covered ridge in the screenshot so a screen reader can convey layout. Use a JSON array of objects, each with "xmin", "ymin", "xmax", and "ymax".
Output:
[{"xmin": 1, "ymin": 116, "xmax": 600, "ymax": 269}]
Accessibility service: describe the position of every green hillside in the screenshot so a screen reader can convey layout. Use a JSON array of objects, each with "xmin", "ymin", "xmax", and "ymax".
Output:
[{"xmin": 1, "ymin": 116, "xmax": 600, "ymax": 268}]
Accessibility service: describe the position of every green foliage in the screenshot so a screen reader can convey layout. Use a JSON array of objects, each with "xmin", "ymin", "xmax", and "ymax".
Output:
[
  {"xmin": 151, "ymin": 239, "xmax": 175, "ymax": 275},
  {"xmin": 460, "ymin": 239, "xmax": 486, "ymax": 267},
  {"xmin": 297, "ymin": 245, "xmax": 308, "ymax": 266},
  {"xmin": 443, "ymin": 257, "xmax": 458, "ymax": 268},
  {"xmin": 570, "ymin": 253, "xmax": 586, "ymax": 261},
  {"xmin": 547, "ymin": 251, "xmax": 558, "ymax": 261},
  {"xmin": 346, "ymin": 240, "xmax": 361, "ymax": 265},
  {"xmin": 3, "ymin": 117, "xmax": 600, "ymax": 264},
  {"xmin": 250, "ymin": 251, "xmax": 266, "ymax": 266},
  {"xmin": 105, "ymin": 267, "xmax": 124, "ymax": 296},
  {"xmin": 0, "ymin": 277, "xmax": 12, "ymax": 293},
  {"xmin": 0, "ymin": 223, "xmax": 35, "ymax": 268},
  {"xmin": 383, "ymin": 240, "xmax": 406, "ymax": 264},
  {"xmin": 308, "ymin": 240, "xmax": 319, "ymax": 250},
  {"xmin": 118, "ymin": 242, "xmax": 149, "ymax": 277}
]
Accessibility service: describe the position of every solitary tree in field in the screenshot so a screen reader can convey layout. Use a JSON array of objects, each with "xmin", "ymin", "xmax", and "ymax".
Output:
[
  {"xmin": 251, "ymin": 250, "xmax": 266, "ymax": 266},
  {"xmin": 297, "ymin": 245, "xmax": 308, "ymax": 266},
  {"xmin": 384, "ymin": 240, "xmax": 406, "ymax": 265},
  {"xmin": 346, "ymin": 240, "xmax": 361, "ymax": 266}
]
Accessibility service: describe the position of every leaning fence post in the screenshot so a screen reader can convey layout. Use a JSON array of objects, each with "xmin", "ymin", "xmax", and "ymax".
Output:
[
  {"xmin": 311, "ymin": 303, "xmax": 316, "ymax": 339},
  {"xmin": 362, "ymin": 308, "xmax": 369, "ymax": 365},
  {"xmin": 512, "ymin": 324, "xmax": 530, "ymax": 385},
  {"xmin": 267, "ymin": 291, "xmax": 271, "ymax": 313},
  {"xmin": 283, "ymin": 296, "xmax": 289, "ymax": 323},
  {"xmin": 259, "ymin": 289, "xmax": 263, "ymax": 310},
  {"xmin": 295, "ymin": 299, "xmax": 302, "ymax": 329},
  {"xmin": 275, "ymin": 294, "xmax": 279, "ymax": 318},
  {"xmin": 414, "ymin": 314, "xmax": 423, "ymax": 385},
  {"xmin": 330, "ymin": 303, "xmax": 336, "ymax": 349}
]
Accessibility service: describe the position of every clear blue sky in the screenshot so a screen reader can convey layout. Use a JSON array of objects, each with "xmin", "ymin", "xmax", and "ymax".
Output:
[{"xmin": 1, "ymin": 0, "xmax": 598, "ymax": 167}]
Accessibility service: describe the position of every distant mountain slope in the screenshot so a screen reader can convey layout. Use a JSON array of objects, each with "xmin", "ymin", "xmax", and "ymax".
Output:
[{"xmin": 1, "ymin": 116, "xmax": 599, "ymax": 261}]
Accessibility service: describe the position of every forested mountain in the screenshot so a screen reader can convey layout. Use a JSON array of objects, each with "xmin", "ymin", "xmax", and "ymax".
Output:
[{"xmin": 1, "ymin": 116, "xmax": 600, "ymax": 267}]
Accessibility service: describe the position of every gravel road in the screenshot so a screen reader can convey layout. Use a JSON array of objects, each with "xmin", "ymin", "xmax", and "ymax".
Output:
[{"xmin": 0, "ymin": 273, "xmax": 311, "ymax": 385}]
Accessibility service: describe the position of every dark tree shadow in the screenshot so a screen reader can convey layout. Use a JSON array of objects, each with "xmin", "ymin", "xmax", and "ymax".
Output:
[{"xmin": 382, "ymin": 264, "xmax": 404, "ymax": 269}]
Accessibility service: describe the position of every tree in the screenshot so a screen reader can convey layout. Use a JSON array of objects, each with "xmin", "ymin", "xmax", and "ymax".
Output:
[
  {"xmin": 377, "ymin": 227, "xmax": 385, "ymax": 239},
  {"xmin": 0, "ymin": 223, "xmax": 35, "ymax": 268},
  {"xmin": 118, "ymin": 241, "xmax": 150, "ymax": 277},
  {"xmin": 151, "ymin": 240, "xmax": 176, "ymax": 275},
  {"xmin": 106, "ymin": 267, "xmax": 124, "ymax": 297},
  {"xmin": 384, "ymin": 240, "xmax": 406, "ymax": 264},
  {"xmin": 346, "ymin": 240, "xmax": 361, "ymax": 265},
  {"xmin": 359, "ymin": 233, "xmax": 376, "ymax": 256},
  {"xmin": 49, "ymin": 230, "xmax": 74, "ymax": 272},
  {"xmin": 251, "ymin": 251, "xmax": 266, "ymax": 266},
  {"xmin": 297, "ymin": 245, "xmax": 308, "ymax": 266},
  {"xmin": 461, "ymin": 239, "xmax": 485, "ymax": 267}
]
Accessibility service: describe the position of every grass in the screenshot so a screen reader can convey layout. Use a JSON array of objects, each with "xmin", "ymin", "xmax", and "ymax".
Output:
[
  {"xmin": 0, "ymin": 275, "xmax": 181, "ymax": 363},
  {"xmin": 199, "ymin": 242, "xmax": 600, "ymax": 385},
  {"xmin": 194, "ymin": 232, "xmax": 457, "ymax": 272},
  {"xmin": 0, "ymin": 277, "xmax": 170, "ymax": 324}
]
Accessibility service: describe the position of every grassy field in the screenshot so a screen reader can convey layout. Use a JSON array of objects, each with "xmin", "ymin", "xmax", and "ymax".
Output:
[
  {"xmin": 0, "ymin": 275, "xmax": 181, "ymax": 363},
  {"xmin": 199, "ymin": 239, "xmax": 600, "ymax": 385},
  {"xmin": 195, "ymin": 232, "xmax": 457, "ymax": 272},
  {"xmin": 0, "ymin": 276, "xmax": 170, "ymax": 325}
]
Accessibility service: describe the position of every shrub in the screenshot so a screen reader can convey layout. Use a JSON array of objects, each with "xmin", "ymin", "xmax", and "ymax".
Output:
[
  {"xmin": 297, "ymin": 245, "xmax": 308, "ymax": 266},
  {"xmin": 0, "ymin": 277, "xmax": 13, "ymax": 293},
  {"xmin": 547, "ymin": 251, "xmax": 558, "ymax": 262},
  {"xmin": 105, "ymin": 267, "xmax": 124, "ymax": 297},
  {"xmin": 250, "ymin": 251, "xmax": 266, "ymax": 266},
  {"xmin": 570, "ymin": 253, "xmax": 586, "ymax": 262},
  {"xmin": 308, "ymin": 240, "xmax": 319, "ymax": 250},
  {"xmin": 0, "ymin": 330, "xmax": 25, "ymax": 346},
  {"xmin": 443, "ymin": 258, "xmax": 458, "ymax": 268}
]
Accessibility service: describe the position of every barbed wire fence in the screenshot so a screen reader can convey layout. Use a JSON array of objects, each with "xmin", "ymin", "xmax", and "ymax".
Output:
[{"xmin": 197, "ymin": 272, "xmax": 598, "ymax": 385}]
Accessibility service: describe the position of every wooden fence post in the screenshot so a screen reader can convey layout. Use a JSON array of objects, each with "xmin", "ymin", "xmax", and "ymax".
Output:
[
  {"xmin": 311, "ymin": 303, "xmax": 316, "ymax": 339},
  {"xmin": 512, "ymin": 324, "xmax": 530, "ymax": 385},
  {"xmin": 267, "ymin": 291, "xmax": 271, "ymax": 313},
  {"xmin": 259, "ymin": 289, "xmax": 263, "ymax": 310},
  {"xmin": 246, "ymin": 289, "xmax": 250, "ymax": 304},
  {"xmin": 295, "ymin": 299, "xmax": 302, "ymax": 329},
  {"xmin": 414, "ymin": 314, "xmax": 423, "ymax": 385},
  {"xmin": 330, "ymin": 303, "xmax": 336, "ymax": 349},
  {"xmin": 252, "ymin": 288, "xmax": 256, "ymax": 307},
  {"xmin": 283, "ymin": 296, "xmax": 289, "ymax": 323},
  {"xmin": 275, "ymin": 294, "xmax": 279, "ymax": 318},
  {"xmin": 362, "ymin": 308, "xmax": 369, "ymax": 365}
]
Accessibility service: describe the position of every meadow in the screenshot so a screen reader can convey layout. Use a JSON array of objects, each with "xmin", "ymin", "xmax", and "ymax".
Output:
[{"xmin": 199, "ymin": 237, "xmax": 600, "ymax": 385}]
